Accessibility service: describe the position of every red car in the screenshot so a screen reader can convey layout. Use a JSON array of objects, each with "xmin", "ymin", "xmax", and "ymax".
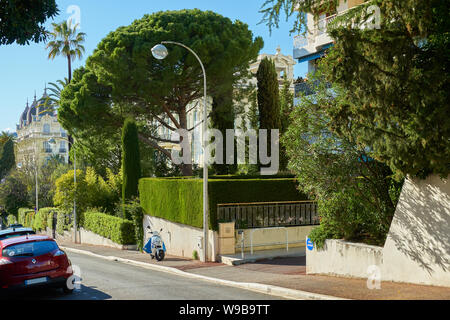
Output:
[{"xmin": 0, "ymin": 235, "xmax": 74, "ymax": 293}]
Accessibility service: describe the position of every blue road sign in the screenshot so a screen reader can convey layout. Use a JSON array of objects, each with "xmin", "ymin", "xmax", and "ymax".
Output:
[{"xmin": 307, "ymin": 238, "xmax": 314, "ymax": 251}]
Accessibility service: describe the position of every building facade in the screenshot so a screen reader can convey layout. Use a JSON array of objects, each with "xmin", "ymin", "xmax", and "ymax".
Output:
[
  {"xmin": 15, "ymin": 89, "xmax": 69, "ymax": 169},
  {"xmin": 155, "ymin": 48, "xmax": 296, "ymax": 166},
  {"xmin": 293, "ymin": 0, "xmax": 366, "ymax": 73}
]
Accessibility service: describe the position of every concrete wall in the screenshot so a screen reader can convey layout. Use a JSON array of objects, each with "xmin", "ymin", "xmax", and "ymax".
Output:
[
  {"xmin": 235, "ymin": 225, "xmax": 316, "ymax": 252},
  {"xmin": 382, "ymin": 175, "xmax": 450, "ymax": 287},
  {"xmin": 143, "ymin": 215, "xmax": 219, "ymax": 262},
  {"xmin": 306, "ymin": 239, "xmax": 383, "ymax": 278},
  {"xmin": 44, "ymin": 227, "xmax": 137, "ymax": 250},
  {"xmin": 306, "ymin": 175, "xmax": 450, "ymax": 287}
]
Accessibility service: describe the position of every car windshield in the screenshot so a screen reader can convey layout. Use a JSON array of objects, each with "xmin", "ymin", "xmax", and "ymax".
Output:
[
  {"xmin": 0, "ymin": 231, "xmax": 36, "ymax": 241},
  {"xmin": 2, "ymin": 241, "xmax": 58, "ymax": 258}
]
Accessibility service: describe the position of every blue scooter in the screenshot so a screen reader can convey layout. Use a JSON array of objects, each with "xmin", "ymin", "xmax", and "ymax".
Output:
[{"xmin": 143, "ymin": 226, "xmax": 166, "ymax": 261}]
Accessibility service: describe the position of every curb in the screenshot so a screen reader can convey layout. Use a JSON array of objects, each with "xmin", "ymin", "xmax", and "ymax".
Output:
[{"xmin": 61, "ymin": 246, "xmax": 347, "ymax": 301}]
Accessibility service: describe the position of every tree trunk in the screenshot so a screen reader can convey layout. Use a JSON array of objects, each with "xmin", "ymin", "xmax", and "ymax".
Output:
[
  {"xmin": 178, "ymin": 109, "xmax": 193, "ymax": 176},
  {"xmin": 67, "ymin": 55, "xmax": 73, "ymax": 165},
  {"xmin": 67, "ymin": 56, "xmax": 72, "ymax": 82}
]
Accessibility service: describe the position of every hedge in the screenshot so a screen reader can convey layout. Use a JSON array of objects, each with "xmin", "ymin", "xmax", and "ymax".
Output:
[
  {"xmin": 7, "ymin": 214, "xmax": 17, "ymax": 226},
  {"xmin": 18, "ymin": 208, "xmax": 35, "ymax": 228},
  {"xmin": 33, "ymin": 208, "xmax": 59, "ymax": 232},
  {"xmin": 139, "ymin": 177, "xmax": 308, "ymax": 231},
  {"xmin": 79, "ymin": 210, "xmax": 136, "ymax": 245}
]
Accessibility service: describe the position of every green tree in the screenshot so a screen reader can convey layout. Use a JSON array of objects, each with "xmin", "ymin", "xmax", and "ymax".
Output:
[
  {"xmin": 0, "ymin": 138, "xmax": 15, "ymax": 180},
  {"xmin": 257, "ymin": 58, "xmax": 281, "ymax": 131},
  {"xmin": 46, "ymin": 20, "xmax": 86, "ymax": 82},
  {"xmin": 256, "ymin": 57, "xmax": 281, "ymax": 173},
  {"xmin": 0, "ymin": 170, "xmax": 30, "ymax": 215},
  {"xmin": 0, "ymin": 0, "xmax": 58, "ymax": 45},
  {"xmin": 59, "ymin": 9, "xmax": 263, "ymax": 176},
  {"xmin": 122, "ymin": 118, "xmax": 141, "ymax": 217},
  {"xmin": 262, "ymin": 0, "xmax": 450, "ymax": 179},
  {"xmin": 283, "ymin": 77, "xmax": 403, "ymax": 247},
  {"xmin": 279, "ymin": 76, "xmax": 294, "ymax": 172}
]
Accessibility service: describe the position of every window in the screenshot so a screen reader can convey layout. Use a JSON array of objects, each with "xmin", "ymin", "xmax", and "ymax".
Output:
[
  {"xmin": 2, "ymin": 240, "xmax": 58, "ymax": 257},
  {"xmin": 43, "ymin": 124, "xmax": 50, "ymax": 134}
]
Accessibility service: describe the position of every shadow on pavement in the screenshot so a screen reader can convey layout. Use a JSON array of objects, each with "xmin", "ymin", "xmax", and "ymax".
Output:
[{"xmin": 0, "ymin": 285, "xmax": 112, "ymax": 300}]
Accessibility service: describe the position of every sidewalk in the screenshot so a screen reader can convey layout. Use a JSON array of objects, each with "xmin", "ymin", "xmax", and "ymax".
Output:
[{"xmin": 59, "ymin": 242, "xmax": 450, "ymax": 300}]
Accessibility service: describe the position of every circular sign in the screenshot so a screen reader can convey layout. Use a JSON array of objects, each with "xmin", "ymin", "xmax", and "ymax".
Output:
[{"xmin": 307, "ymin": 238, "xmax": 314, "ymax": 251}]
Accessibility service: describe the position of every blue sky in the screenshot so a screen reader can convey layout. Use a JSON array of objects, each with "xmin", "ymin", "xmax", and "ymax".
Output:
[{"xmin": 0, "ymin": 0, "xmax": 307, "ymax": 133}]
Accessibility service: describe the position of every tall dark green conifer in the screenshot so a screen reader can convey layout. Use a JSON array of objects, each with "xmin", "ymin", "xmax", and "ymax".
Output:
[
  {"xmin": 0, "ymin": 139, "xmax": 15, "ymax": 180},
  {"xmin": 122, "ymin": 118, "xmax": 141, "ymax": 218},
  {"xmin": 256, "ymin": 57, "xmax": 281, "ymax": 131},
  {"xmin": 256, "ymin": 57, "xmax": 281, "ymax": 172}
]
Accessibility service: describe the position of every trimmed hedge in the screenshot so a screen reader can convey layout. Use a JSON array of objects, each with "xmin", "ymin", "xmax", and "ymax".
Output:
[
  {"xmin": 33, "ymin": 208, "xmax": 59, "ymax": 232},
  {"xmin": 18, "ymin": 208, "xmax": 35, "ymax": 228},
  {"xmin": 79, "ymin": 210, "xmax": 136, "ymax": 245},
  {"xmin": 7, "ymin": 214, "xmax": 17, "ymax": 226},
  {"xmin": 139, "ymin": 177, "xmax": 308, "ymax": 231}
]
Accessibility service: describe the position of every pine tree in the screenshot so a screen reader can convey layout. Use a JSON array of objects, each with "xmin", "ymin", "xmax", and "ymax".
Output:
[
  {"xmin": 122, "ymin": 118, "xmax": 141, "ymax": 218},
  {"xmin": 279, "ymin": 76, "xmax": 294, "ymax": 172}
]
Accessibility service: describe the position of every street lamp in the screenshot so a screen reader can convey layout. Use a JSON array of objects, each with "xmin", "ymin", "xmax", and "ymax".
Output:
[
  {"xmin": 151, "ymin": 42, "xmax": 209, "ymax": 262},
  {"xmin": 48, "ymin": 137, "xmax": 78, "ymax": 244}
]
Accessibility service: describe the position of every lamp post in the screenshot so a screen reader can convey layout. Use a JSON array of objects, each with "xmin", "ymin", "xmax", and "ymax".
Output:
[
  {"xmin": 48, "ymin": 137, "xmax": 77, "ymax": 244},
  {"xmin": 151, "ymin": 42, "xmax": 209, "ymax": 262}
]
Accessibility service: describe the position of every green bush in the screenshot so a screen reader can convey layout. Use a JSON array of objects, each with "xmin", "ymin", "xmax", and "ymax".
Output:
[
  {"xmin": 7, "ymin": 214, "xmax": 17, "ymax": 226},
  {"xmin": 139, "ymin": 177, "xmax": 308, "ymax": 230},
  {"xmin": 79, "ymin": 210, "xmax": 135, "ymax": 245},
  {"xmin": 121, "ymin": 200, "xmax": 144, "ymax": 250},
  {"xmin": 33, "ymin": 208, "xmax": 58, "ymax": 232},
  {"xmin": 56, "ymin": 211, "xmax": 71, "ymax": 235},
  {"xmin": 18, "ymin": 208, "xmax": 34, "ymax": 227}
]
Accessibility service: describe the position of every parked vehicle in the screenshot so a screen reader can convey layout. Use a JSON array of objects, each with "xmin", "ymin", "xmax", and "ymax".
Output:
[
  {"xmin": 0, "ymin": 235, "xmax": 74, "ymax": 293},
  {"xmin": 0, "ymin": 227, "xmax": 36, "ymax": 241},
  {"xmin": 143, "ymin": 226, "xmax": 166, "ymax": 261}
]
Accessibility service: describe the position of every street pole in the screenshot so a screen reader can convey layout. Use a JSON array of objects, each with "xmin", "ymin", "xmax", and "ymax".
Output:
[
  {"xmin": 34, "ymin": 140, "xmax": 39, "ymax": 213},
  {"xmin": 154, "ymin": 41, "xmax": 209, "ymax": 262},
  {"xmin": 48, "ymin": 137, "xmax": 77, "ymax": 243}
]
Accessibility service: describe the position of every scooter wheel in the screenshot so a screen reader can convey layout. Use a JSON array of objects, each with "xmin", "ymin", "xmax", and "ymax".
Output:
[{"xmin": 155, "ymin": 250, "xmax": 165, "ymax": 261}]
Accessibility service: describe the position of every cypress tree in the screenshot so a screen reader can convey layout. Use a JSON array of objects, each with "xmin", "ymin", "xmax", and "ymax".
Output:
[
  {"xmin": 0, "ymin": 138, "xmax": 15, "ymax": 180},
  {"xmin": 122, "ymin": 118, "xmax": 141, "ymax": 217},
  {"xmin": 256, "ymin": 57, "xmax": 281, "ymax": 131},
  {"xmin": 256, "ymin": 57, "xmax": 281, "ymax": 172}
]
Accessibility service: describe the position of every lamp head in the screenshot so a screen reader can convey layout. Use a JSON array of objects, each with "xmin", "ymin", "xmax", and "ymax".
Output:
[{"xmin": 151, "ymin": 44, "xmax": 168, "ymax": 60}]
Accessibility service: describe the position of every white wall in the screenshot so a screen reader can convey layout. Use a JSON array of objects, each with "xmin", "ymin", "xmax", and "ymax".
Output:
[
  {"xmin": 382, "ymin": 175, "xmax": 450, "ymax": 287},
  {"xmin": 143, "ymin": 215, "xmax": 219, "ymax": 262},
  {"xmin": 306, "ymin": 175, "xmax": 450, "ymax": 287}
]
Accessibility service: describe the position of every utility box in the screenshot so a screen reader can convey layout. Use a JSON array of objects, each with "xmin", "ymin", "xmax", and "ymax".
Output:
[
  {"xmin": 218, "ymin": 222, "xmax": 235, "ymax": 255},
  {"xmin": 219, "ymin": 222, "xmax": 235, "ymax": 238}
]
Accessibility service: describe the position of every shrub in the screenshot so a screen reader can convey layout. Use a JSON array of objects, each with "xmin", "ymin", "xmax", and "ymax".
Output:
[
  {"xmin": 79, "ymin": 210, "xmax": 135, "ymax": 245},
  {"xmin": 121, "ymin": 200, "xmax": 144, "ymax": 250},
  {"xmin": 33, "ymin": 208, "xmax": 58, "ymax": 232},
  {"xmin": 7, "ymin": 214, "xmax": 17, "ymax": 226},
  {"xmin": 139, "ymin": 177, "xmax": 308, "ymax": 230},
  {"xmin": 56, "ymin": 210, "xmax": 71, "ymax": 235},
  {"xmin": 18, "ymin": 208, "xmax": 34, "ymax": 226}
]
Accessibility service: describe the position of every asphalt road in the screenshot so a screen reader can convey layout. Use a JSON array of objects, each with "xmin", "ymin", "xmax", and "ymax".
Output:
[{"xmin": 2, "ymin": 252, "xmax": 284, "ymax": 300}]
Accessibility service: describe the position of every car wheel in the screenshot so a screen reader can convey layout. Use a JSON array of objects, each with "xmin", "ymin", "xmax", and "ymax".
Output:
[{"xmin": 62, "ymin": 279, "xmax": 74, "ymax": 294}]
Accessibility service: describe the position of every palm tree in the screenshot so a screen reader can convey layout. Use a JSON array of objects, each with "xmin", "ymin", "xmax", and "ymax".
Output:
[
  {"xmin": 40, "ymin": 78, "xmax": 70, "ymax": 113},
  {"xmin": 46, "ymin": 20, "xmax": 86, "ymax": 82}
]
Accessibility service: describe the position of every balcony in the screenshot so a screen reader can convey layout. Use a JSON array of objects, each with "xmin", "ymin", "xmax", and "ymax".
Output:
[{"xmin": 293, "ymin": 14, "xmax": 336, "ymax": 61}]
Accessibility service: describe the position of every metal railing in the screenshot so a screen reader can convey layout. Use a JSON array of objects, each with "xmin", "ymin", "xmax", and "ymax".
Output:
[{"xmin": 217, "ymin": 201, "xmax": 319, "ymax": 229}]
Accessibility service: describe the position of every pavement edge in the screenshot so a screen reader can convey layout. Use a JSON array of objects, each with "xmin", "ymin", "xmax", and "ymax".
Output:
[{"xmin": 61, "ymin": 246, "xmax": 348, "ymax": 301}]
